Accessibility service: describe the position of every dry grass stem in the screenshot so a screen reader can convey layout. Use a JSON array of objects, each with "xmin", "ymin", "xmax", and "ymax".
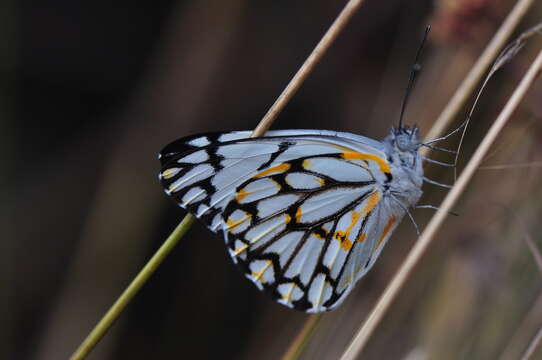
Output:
[
  {"xmin": 521, "ymin": 327, "xmax": 542, "ymax": 360},
  {"xmin": 340, "ymin": 46, "xmax": 542, "ymax": 360},
  {"xmin": 506, "ymin": 204, "xmax": 542, "ymax": 274},
  {"xmin": 500, "ymin": 290, "xmax": 542, "ymax": 360},
  {"xmin": 479, "ymin": 161, "xmax": 542, "ymax": 169},
  {"xmin": 253, "ymin": 0, "xmax": 366, "ymax": 136},
  {"xmin": 523, "ymin": 228, "xmax": 542, "ymax": 275},
  {"xmin": 499, "ymin": 217, "xmax": 542, "ymax": 359},
  {"xmin": 422, "ymin": 0, "xmax": 536, "ymax": 149},
  {"xmin": 70, "ymin": 1, "xmax": 366, "ymax": 359},
  {"xmin": 453, "ymin": 22, "xmax": 542, "ymax": 179},
  {"xmin": 519, "ymin": 230, "xmax": 542, "ymax": 359}
]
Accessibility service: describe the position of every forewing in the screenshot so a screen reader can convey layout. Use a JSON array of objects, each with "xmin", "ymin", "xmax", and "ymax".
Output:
[{"xmin": 159, "ymin": 131, "xmax": 394, "ymax": 312}]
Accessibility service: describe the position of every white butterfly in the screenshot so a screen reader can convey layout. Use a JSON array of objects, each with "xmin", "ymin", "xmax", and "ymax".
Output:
[{"xmin": 158, "ymin": 127, "xmax": 424, "ymax": 312}]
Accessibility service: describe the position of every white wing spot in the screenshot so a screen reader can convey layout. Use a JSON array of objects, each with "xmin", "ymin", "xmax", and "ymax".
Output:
[
  {"xmin": 296, "ymin": 187, "xmax": 368, "ymax": 224},
  {"xmin": 181, "ymin": 187, "xmax": 206, "ymax": 205},
  {"xmin": 245, "ymin": 214, "xmax": 290, "ymax": 249},
  {"xmin": 188, "ymin": 137, "xmax": 211, "ymax": 147},
  {"xmin": 257, "ymin": 193, "xmax": 300, "ymax": 218},
  {"xmin": 168, "ymin": 164, "xmax": 213, "ymax": 192},
  {"xmin": 217, "ymin": 143, "xmax": 278, "ymax": 159},
  {"xmin": 162, "ymin": 167, "xmax": 181, "ymax": 179},
  {"xmin": 275, "ymin": 143, "xmax": 343, "ymax": 163},
  {"xmin": 225, "ymin": 209, "xmax": 252, "ymax": 234},
  {"xmin": 284, "ymin": 233, "xmax": 324, "ymax": 285},
  {"xmin": 211, "ymin": 213, "xmax": 223, "ymax": 232},
  {"xmin": 307, "ymin": 273, "xmax": 332, "ymax": 313},
  {"xmin": 236, "ymin": 178, "xmax": 281, "ymax": 204},
  {"xmin": 218, "ymin": 132, "xmax": 251, "ymax": 142},
  {"xmin": 285, "ymin": 172, "xmax": 325, "ymax": 189},
  {"xmin": 178, "ymin": 150, "xmax": 209, "ymax": 163},
  {"xmin": 324, "ymin": 240, "xmax": 348, "ymax": 280},
  {"xmin": 229, "ymin": 239, "xmax": 249, "ymax": 261},
  {"xmin": 196, "ymin": 204, "xmax": 210, "ymax": 217},
  {"xmin": 263, "ymin": 231, "xmax": 305, "ymax": 267},
  {"xmin": 249, "ymin": 260, "xmax": 275, "ymax": 286},
  {"xmin": 303, "ymin": 157, "xmax": 373, "ymax": 182},
  {"xmin": 277, "ymin": 282, "xmax": 304, "ymax": 305},
  {"xmin": 211, "ymin": 154, "xmax": 271, "ymax": 189}
]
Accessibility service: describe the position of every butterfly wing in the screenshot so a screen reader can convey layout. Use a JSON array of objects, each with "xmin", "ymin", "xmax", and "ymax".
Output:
[{"xmin": 159, "ymin": 130, "xmax": 398, "ymax": 312}]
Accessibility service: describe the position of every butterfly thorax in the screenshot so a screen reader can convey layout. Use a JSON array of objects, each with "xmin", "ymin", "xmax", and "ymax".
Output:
[{"xmin": 381, "ymin": 126, "xmax": 423, "ymax": 207}]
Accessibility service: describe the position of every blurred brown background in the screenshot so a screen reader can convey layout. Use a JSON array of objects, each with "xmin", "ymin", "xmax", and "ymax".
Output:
[{"xmin": 4, "ymin": 0, "xmax": 542, "ymax": 359}]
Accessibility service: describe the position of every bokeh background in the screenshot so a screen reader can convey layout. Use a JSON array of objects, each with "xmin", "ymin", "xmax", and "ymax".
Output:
[{"xmin": 4, "ymin": 0, "xmax": 542, "ymax": 359}]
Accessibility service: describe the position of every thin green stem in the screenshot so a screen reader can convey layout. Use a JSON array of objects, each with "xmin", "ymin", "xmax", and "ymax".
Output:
[
  {"xmin": 70, "ymin": 214, "xmax": 196, "ymax": 360},
  {"xmin": 70, "ymin": 0, "xmax": 366, "ymax": 358},
  {"xmin": 281, "ymin": 314, "xmax": 323, "ymax": 360}
]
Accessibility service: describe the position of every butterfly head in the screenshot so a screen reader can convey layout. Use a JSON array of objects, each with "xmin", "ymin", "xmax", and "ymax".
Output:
[
  {"xmin": 387, "ymin": 125, "xmax": 421, "ymax": 153},
  {"xmin": 383, "ymin": 125, "xmax": 423, "ymax": 178}
]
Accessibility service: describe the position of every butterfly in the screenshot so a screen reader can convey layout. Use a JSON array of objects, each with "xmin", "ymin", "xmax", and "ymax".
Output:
[{"xmin": 158, "ymin": 127, "xmax": 426, "ymax": 312}]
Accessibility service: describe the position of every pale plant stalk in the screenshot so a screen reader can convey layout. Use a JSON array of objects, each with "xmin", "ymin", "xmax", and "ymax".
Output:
[
  {"xmin": 500, "ymin": 290, "xmax": 542, "ymax": 360},
  {"xmin": 521, "ymin": 327, "xmax": 542, "ymax": 360},
  {"xmin": 493, "ymin": 201, "xmax": 542, "ymax": 359},
  {"xmin": 523, "ymin": 229, "xmax": 542, "ymax": 274},
  {"xmin": 290, "ymin": 5, "xmax": 535, "ymax": 357},
  {"xmin": 519, "ymin": 242, "xmax": 542, "ymax": 360},
  {"xmin": 479, "ymin": 161, "xmax": 542, "ymax": 169},
  {"xmin": 422, "ymin": 0, "xmax": 536, "ymax": 147},
  {"xmin": 340, "ymin": 48, "xmax": 542, "ymax": 360},
  {"xmin": 520, "ymin": 220, "xmax": 542, "ymax": 360},
  {"xmin": 70, "ymin": 1, "xmax": 366, "ymax": 359},
  {"xmin": 253, "ymin": 0, "xmax": 365, "ymax": 136}
]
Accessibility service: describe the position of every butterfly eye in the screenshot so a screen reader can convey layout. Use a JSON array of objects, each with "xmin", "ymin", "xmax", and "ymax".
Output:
[{"xmin": 396, "ymin": 135, "xmax": 412, "ymax": 151}]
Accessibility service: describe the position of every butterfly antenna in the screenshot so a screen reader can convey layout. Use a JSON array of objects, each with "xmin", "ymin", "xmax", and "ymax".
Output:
[{"xmin": 398, "ymin": 25, "xmax": 431, "ymax": 129}]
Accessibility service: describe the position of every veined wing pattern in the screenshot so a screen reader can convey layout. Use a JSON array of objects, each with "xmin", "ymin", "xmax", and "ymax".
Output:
[{"xmin": 159, "ymin": 129, "xmax": 422, "ymax": 312}]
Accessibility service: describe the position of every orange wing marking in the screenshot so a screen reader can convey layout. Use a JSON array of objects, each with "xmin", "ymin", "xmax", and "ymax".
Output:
[
  {"xmin": 252, "ymin": 260, "xmax": 273, "ymax": 282},
  {"xmin": 295, "ymin": 207, "xmax": 303, "ymax": 222},
  {"xmin": 236, "ymin": 188, "xmax": 250, "ymax": 202},
  {"xmin": 226, "ymin": 214, "xmax": 252, "ymax": 231},
  {"xmin": 341, "ymin": 152, "xmax": 391, "ymax": 174},
  {"xmin": 254, "ymin": 163, "xmax": 291, "ymax": 178},
  {"xmin": 357, "ymin": 233, "xmax": 367, "ymax": 243},
  {"xmin": 162, "ymin": 168, "xmax": 179, "ymax": 179},
  {"xmin": 313, "ymin": 232, "xmax": 326, "ymax": 241},
  {"xmin": 377, "ymin": 216, "xmax": 397, "ymax": 247},
  {"xmin": 334, "ymin": 191, "xmax": 381, "ymax": 250},
  {"xmin": 335, "ymin": 210, "xmax": 363, "ymax": 251},
  {"xmin": 282, "ymin": 283, "xmax": 296, "ymax": 301},
  {"xmin": 233, "ymin": 243, "xmax": 249, "ymax": 256},
  {"xmin": 361, "ymin": 191, "xmax": 381, "ymax": 216}
]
